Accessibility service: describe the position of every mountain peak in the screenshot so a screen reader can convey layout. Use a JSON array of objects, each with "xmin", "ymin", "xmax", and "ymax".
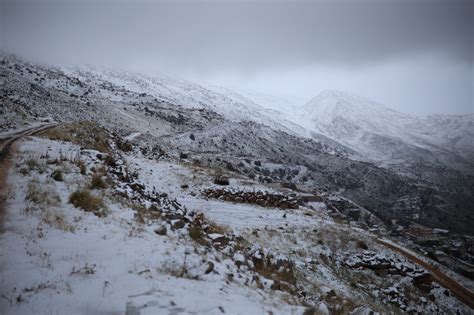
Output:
[
  {"xmin": 305, "ymin": 89, "xmax": 392, "ymax": 114},
  {"xmin": 298, "ymin": 89, "xmax": 419, "ymax": 146}
]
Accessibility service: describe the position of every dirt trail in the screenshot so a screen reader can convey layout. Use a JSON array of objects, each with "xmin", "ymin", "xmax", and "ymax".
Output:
[
  {"xmin": 0, "ymin": 124, "xmax": 57, "ymax": 233},
  {"xmin": 378, "ymin": 238, "xmax": 474, "ymax": 309}
]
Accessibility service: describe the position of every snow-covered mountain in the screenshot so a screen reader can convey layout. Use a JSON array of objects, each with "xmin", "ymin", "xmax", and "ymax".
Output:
[
  {"xmin": 66, "ymin": 66, "xmax": 311, "ymax": 138},
  {"xmin": 2, "ymin": 53, "xmax": 474, "ymax": 235},
  {"xmin": 296, "ymin": 90, "xmax": 474, "ymax": 172}
]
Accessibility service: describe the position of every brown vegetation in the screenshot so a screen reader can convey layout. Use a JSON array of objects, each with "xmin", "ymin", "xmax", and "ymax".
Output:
[
  {"xmin": 90, "ymin": 173, "xmax": 107, "ymax": 189},
  {"xmin": 39, "ymin": 122, "xmax": 111, "ymax": 153},
  {"xmin": 69, "ymin": 189, "xmax": 106, "ymax": 217}
]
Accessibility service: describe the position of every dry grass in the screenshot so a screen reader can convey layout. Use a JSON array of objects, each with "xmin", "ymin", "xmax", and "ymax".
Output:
[
  {"xmin": 23, "ymin": 181, "xmax": 73, "ymax": 232},
  {"xmin": 26, "ymin": 158, "xmax": 40, "ymax": 170},
  {"xmin": 25, "ymin": 181, "xmax": 60, "ymax": 207},
  {"xmin": 76, "ymin": 160, "xmax": 87, "ymax": 175},
  {"xmin": 132, "ymin": 204, "xmax": 161, "ymax": 224},
  {"xmin": 205, "ymin": 219, "xmax": 231, "ymax": 235},
  {"xmin": 103, "ymin": 155, "xmax": 116, "ymax": 167},
  {"xmin": 21, "ymin": 157, "xmax": 47, "ymax": 174},
  {"xmin": 156, "ymin": 258, "xmax": 200, "ymax": 281},
  {"xmin": 116, "ymin": 139, "xmax": 133, "ymax": 152},
  {"xmin": 41, "ymin": 209, "xmax": 74, "ymax": 232},
  {"xmin": 188, "ymin": 225, "xmax": 208, "ymax": 246},
  {"xmin": 39, "ymin": 121, "xmax": 111, "ymax": 153},
  {"xmin": 69, "ymin": 189, "xmax": 107, "ymax": 217},
  {"xmin": 90, "ymin": 173, "xmax": 107, "ymax": 189},
  {"xmin": 253, "ymin": 256, "xmax": 297, "ymax": 290}
]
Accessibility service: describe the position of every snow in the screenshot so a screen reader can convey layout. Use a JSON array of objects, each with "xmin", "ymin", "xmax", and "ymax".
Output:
[
  {"xmin": 0, "ymin": 137, "xmax": 306, "ymax": 314},
  {"xmin": 124, "ymin": 132, "xmax": 142, "ymax": 141},
  {"xmin": 293, "ymin": 90, "xmax": 474, "ymax": 171}
]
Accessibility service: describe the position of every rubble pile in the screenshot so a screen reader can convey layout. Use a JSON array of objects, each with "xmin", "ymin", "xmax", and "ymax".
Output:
[
  {"xmin": 202, "ymin": 188, "xmax": 300, "ymax": 209},
  {"xmin": 345, "ymin": 251, "xmax": 436, "ymax": 311}
]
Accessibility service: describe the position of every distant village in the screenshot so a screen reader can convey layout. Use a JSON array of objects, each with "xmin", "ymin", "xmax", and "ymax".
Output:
[{"xmin": 321, "ymin": 193, "xmax": 474, "ymax": 281}]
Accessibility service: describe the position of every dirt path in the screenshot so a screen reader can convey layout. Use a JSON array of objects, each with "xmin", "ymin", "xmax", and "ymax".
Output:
[
  {"xmin": 378, "ymin": 238, "xmax": 474, "ymax": 309},
  {"xmin": 0, "ymin": 124, "xmax": 57, "ymax": 234}
]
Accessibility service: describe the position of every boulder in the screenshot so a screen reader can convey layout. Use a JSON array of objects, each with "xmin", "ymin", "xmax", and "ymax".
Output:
[
  {"xmin": 172, "ymin": 220, "xmax": 185, "ymax": 229},
  {"xmin": 235, "ymin": 197, "xmax": 244, "ymax": 203},
  {"xmin": 154, "ymin": 226, "xmax": 167, "ymax": 236}
]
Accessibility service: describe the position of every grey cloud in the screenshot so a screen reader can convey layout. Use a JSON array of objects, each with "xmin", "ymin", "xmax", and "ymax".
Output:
[
  {"xmin": 1, "ymin": 0, "xmax": 472, "ymax": 115},
  {"xmin": 1, "ymin": 0, "xmax": 473, "ymax": 74}
]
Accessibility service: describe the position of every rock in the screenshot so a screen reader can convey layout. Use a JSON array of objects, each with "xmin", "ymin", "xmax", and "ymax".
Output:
[
  {"xmin": 234, "ymin": 197, "xmax": 244, "ymax": 203},
  {"xmin": 172, "ymin": 220, "xmax": 185, "ymax": 229},
  {"xmin": 205, "ymin": 261, "xmax": 214, "ymax": 274},
  {"xmin": 154, "ymin": 226, "xmax": 167, "ymax": 236},
  {"xmin": 303, "ymin": 308, "xmax": 316, "ymax": 315},
  {"xmin": 208, "ymin": 233, "xmax": 229, "ymax": 245},
  {"xmin": 130, "ymin": 183, "xmax": 145, "ymax": 192},
  {"xmin": 412, "ymin": 273, "xmax": 433, "ymax": 293},
  {"xmin": 213, "ymin": 175, "xmax": 229, "ymax": 185},
  {"xmin": 270, "ymin": 279, "xmax": 281, "ymax": 290},
  {"xmin": 325, "ymin": 289, "xmax": 337, "ymax": 299},
  {"xmin": 164, "ymin": 213, "xmax": 182, "ymax": 220}
]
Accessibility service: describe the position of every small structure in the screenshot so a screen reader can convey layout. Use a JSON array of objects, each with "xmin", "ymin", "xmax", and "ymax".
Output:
[{"xmin": 407, "ymin": 223, "xmax": 433, "ymax": 239}]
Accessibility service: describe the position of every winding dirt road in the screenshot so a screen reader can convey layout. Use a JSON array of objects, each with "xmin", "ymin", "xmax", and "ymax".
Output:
[
  {"xmin": 378, "ymin": 238, "xmax": 474, "ymax": 309},
  {"xmin": 0, "ymin": 124, "xmax": 57, "ymax": 233}
]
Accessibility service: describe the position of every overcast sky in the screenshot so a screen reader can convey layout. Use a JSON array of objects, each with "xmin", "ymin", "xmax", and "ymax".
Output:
[{"xmin": 1, "ymin": 0, "xmax": 473, "ymax": 115}]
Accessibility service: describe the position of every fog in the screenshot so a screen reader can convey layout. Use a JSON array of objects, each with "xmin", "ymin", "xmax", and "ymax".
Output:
[{"xmin": 1, "ymin": 0, "xmax": 473, "ymax": 114}]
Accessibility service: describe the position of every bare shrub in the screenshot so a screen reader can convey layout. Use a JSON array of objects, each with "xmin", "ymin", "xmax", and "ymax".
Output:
[
  {"xmin": 76, "ymin": 160, "xmax": 87, "ymax": 175},
  {"xmin": 69, "ymin": 189, "xmax": 106, "ymax": 216},
  {"xmin": 90, "ymin": 173, "xmax": 107, "ymax": 189},
  {"xmin": 103, "ymin": 155, "xmax": 116, "ymax": 167},
  {"xmin": 26, "ymin": 158, "xmax": 39, "ymax": 170},
  {"xmin": 188, "ymin": 225, "xmax": 208, "ymax": 246}
]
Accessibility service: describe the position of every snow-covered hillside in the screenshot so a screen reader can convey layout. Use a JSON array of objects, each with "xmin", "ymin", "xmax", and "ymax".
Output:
[
  {"xmin": 66, "ymin": 66, "xmax": 309, "ymax": 138},
  {"xmin": 2, "ymin": 53, "xmax": 474, "ymax": 314},
  {"xmin": 296, "ymin": 90, "xmax": 474, "ymax": 172},
  {"xmin": 1, "ymin": 131, "xmax": 470, "ymax": 314},
  {"xmin": 1, "ymin": 52, "xmax": 473, "ymax": 234}
]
